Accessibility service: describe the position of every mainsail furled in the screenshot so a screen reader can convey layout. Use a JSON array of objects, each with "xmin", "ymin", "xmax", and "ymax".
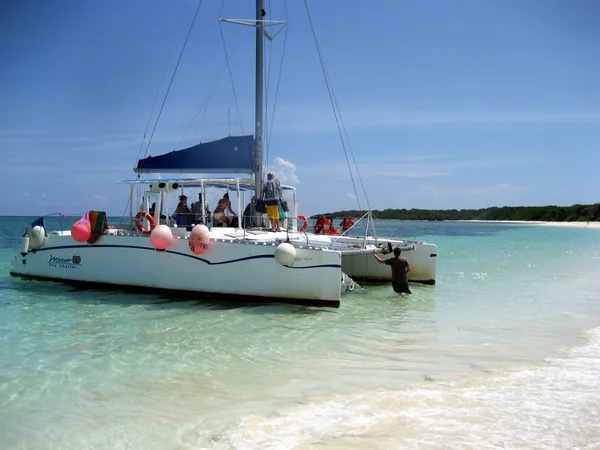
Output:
[{"xmin": 135, "ymin": 135, "xmax": 254, "ymax": 174}]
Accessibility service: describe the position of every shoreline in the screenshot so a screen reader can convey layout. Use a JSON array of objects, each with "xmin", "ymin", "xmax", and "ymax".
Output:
[{"xmin": 457, "ymin": 220, "xmax": 600, "ymax": 229}]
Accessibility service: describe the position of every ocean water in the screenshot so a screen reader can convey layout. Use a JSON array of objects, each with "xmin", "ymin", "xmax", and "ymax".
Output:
[{"xmin": 1, "ymin": 216, "xmax": 600, "ymax": 449}]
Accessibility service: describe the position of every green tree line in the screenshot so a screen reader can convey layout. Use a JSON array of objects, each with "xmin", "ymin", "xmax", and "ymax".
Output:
[{"xmin": 318, "ymin": 203, "xmax": 600, "ymax": 222}]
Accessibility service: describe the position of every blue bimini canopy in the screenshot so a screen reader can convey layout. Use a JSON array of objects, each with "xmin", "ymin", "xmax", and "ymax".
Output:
[{"xmin": 134, "ymin": 135, "xmax": 254, "ymax": 174}]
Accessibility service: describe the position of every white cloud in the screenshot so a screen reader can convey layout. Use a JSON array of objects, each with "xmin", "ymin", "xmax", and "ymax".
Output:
[
  {"xmin": 270, "ymin": 157, "xmax": 299, "ymax": 184},
  {"xmin": 368, "ymin": 111, "xmax": 600, "ymax": 126},
  {"xmin": 408, "ymin": 183, "xmax": 527, "ymax": 209},
  {"xmin": 274, "ymin": 107, "xmax": 600, "ymax": 134},
  {"xmin": 92, "ymin": 195, "xmax": 107, "ymax": 203},
  {"xmin": 299, "ymin": 151, "xmax": 543, "ymax": 181}
]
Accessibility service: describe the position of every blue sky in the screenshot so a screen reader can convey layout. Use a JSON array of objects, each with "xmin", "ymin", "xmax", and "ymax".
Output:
[{"xmin": 1, "ymin": 0, "xmax": 599, "ymax": 217}]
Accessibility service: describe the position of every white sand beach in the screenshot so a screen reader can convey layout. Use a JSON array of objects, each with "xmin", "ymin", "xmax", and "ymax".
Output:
[
  {"xmin": 460, "ymin": 220, "xmax": 600, "ymax": 229},
  {"xmin": 537, "ymin": 221, "xmax": 600, "ymax": 229}
]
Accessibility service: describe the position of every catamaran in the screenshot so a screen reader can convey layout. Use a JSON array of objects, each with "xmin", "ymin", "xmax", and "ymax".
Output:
[{"xmin": 9, "ymin": 0, "xmax": 437, "ymax": 307}]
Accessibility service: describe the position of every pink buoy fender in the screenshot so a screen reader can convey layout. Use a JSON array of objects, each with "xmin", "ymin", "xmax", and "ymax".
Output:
[
  {"xmin": 71, "ymin": 212, "xmax": 92, "ymax": 243},
  {"xmin": 189, "ymin": 224, "xmax": 210, "ymax": 255},
  {"xmin": 150, "ymin": 225, "xmax": 173, "ymax": 250}
]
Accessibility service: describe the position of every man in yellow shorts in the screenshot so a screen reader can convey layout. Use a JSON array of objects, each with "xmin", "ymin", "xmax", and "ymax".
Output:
[{"xmin": 262, "ymin": 172, "xmax": 282, "ymax": 231}]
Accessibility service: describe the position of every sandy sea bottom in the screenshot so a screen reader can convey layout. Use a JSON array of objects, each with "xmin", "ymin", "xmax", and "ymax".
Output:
[{"xmin": 1, "ymin": 218, "xmax": 600, "ymax": 449}]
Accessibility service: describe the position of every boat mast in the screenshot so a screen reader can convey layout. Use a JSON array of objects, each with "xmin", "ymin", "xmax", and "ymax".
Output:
[
  {"xmin": 221, "ymin": 2, "xmax": 284, "ymax": 200},
  {"xmin": 253, "ymin": 0, "xmax": 264, "ymax": 201}
]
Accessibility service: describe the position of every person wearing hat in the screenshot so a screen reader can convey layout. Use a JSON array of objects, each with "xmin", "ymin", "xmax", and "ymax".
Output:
[
  {"xmin": 262, "ymin": 172, "xmax": 282, "ymax": 231},
  {"xmin": 172, "ymin": 195, "xmax": 193, "ymax": 227}
]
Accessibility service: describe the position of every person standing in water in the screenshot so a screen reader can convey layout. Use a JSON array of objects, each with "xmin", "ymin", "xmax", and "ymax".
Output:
[{"xmin": 373, "ymin": 247, "xmax": 412, "ymax": 294}]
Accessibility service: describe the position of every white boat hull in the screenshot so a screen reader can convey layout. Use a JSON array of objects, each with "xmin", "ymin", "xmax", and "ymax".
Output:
[{"xmin": 10, "ymin": 229, "xmax": 348, "ymax": 307}]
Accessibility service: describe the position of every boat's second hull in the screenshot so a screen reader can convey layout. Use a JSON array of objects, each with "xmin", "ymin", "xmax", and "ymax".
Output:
[
  {"xmin": 340, "ymin": 240, "xmax": 437, "ymax": 284},
  {"xmin": 289, "ymin": 233, "xmax": 437, "ymax": 284}
]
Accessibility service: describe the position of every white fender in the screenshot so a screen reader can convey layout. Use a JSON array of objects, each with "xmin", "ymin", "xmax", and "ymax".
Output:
[
  {"xmin": 20, "ymin": 235, "xmax": 30, "ymax": 257},
  {"xmin": 274, "ymin": 242, "xmax": 296, "ymax": 266},
  {"xmin": 29, "ymin": 226, "xmax": 46, "ymax": 250}
]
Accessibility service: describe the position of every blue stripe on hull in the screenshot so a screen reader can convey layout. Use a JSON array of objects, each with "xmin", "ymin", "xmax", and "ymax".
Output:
[{"xmin": 26, "ymin": 245, "xmax": 341, "ymax": 269}]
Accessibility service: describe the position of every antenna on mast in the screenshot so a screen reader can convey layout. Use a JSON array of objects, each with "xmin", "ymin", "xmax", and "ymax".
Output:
[{"xmin": 219, "ymin": 3, "xmax": 288, "ymax": 201}]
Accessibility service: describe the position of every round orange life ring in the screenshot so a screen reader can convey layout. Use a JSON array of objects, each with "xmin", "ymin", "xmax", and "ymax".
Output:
[
  {"xmin": 297, "ymin": 215, "xmax": 308, "ymax": 233},
  {"xmin": 135, "ymin": 211, "xmax": 156, "ymax": 234},
  {"xmin": 322, "ymin": 218, "xmax": 340, "ymax": 235}
]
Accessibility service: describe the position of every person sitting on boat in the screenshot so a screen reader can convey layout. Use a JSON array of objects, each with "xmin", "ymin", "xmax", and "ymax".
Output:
[
  {"xmin": 213, "ymin": 193, "xmax": 237, "ymax": 227},
  {"xmin": 340, "ymin": 216, "xmax": 355, "ymax": 232},
  {"xmin": 242, "ymin": 197, "xmax": 255, "ymax": 228},
  {"xmin": 314, "ymin": 215, "xmax": 325, "ymax": 234},
  {"xmin": 262, "ymin": 172, "xmax": 282, "ymax": 232},
  {"xmin": 321, "ymin": 216, "xmax": 340, "ymax": 235},
  {"xmin": 242, "ymin": 196, "xmax": 267, "ymax": 228},
  {"xmin": 191, "ymin": 193, "xmax": 211, "ymax": 224},
  {"xmin": 149, "ymin": 202, "xmax": 167, "ymax": 224},
  {"xmin": 172, "ymin": 195, "xmax": 193, "ymax": 227}
]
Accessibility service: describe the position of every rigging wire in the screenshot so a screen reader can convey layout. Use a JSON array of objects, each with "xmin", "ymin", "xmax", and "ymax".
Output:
[
  {"xmin": 139, "ymin": 0, "xmax": 205, "ymax": 167},
  {"xmin": 264, "ymin": 0, "xmax": 290, "ymax": 169},
  {"xmin": 134, "ymin": 3, "xmax": 190, "ymax": 170},
  {"xmin": 302, "ymin": 0, "xmax": 372, "ymax": 211},
  {"xmin": 218, "ymin": 0, "xmax": 245, "ymax": 137},
  {"xmin": 170, "ymin": 55, "xmax": 231, "ymax": 144},
  {"xmin": 264, "ymin": 1, "xmax": 272, "ymax": 169}
]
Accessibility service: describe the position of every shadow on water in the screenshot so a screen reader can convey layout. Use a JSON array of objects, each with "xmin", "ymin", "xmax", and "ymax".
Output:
[
  {"xmin": 5, "ymin": 276, "xmax": 333, "ymax": 315},
  {"xmin": 0, "ymin": 281, "xmax": 17, "ymax": 291},
  {"xmin": 5, "ymin": 277, "xmax": 437, "ymax": 317}
]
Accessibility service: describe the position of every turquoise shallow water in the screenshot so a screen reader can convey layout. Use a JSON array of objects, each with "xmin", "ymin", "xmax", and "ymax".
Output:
[{"xmin": 1, "ymin": 217, "xmax": 600, "ymax": 449}]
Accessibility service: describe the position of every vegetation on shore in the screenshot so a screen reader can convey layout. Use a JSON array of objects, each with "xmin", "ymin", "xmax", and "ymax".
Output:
[{"xmin": 317, "ymin": 203, "xmax": 600, "ymax": 222}]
